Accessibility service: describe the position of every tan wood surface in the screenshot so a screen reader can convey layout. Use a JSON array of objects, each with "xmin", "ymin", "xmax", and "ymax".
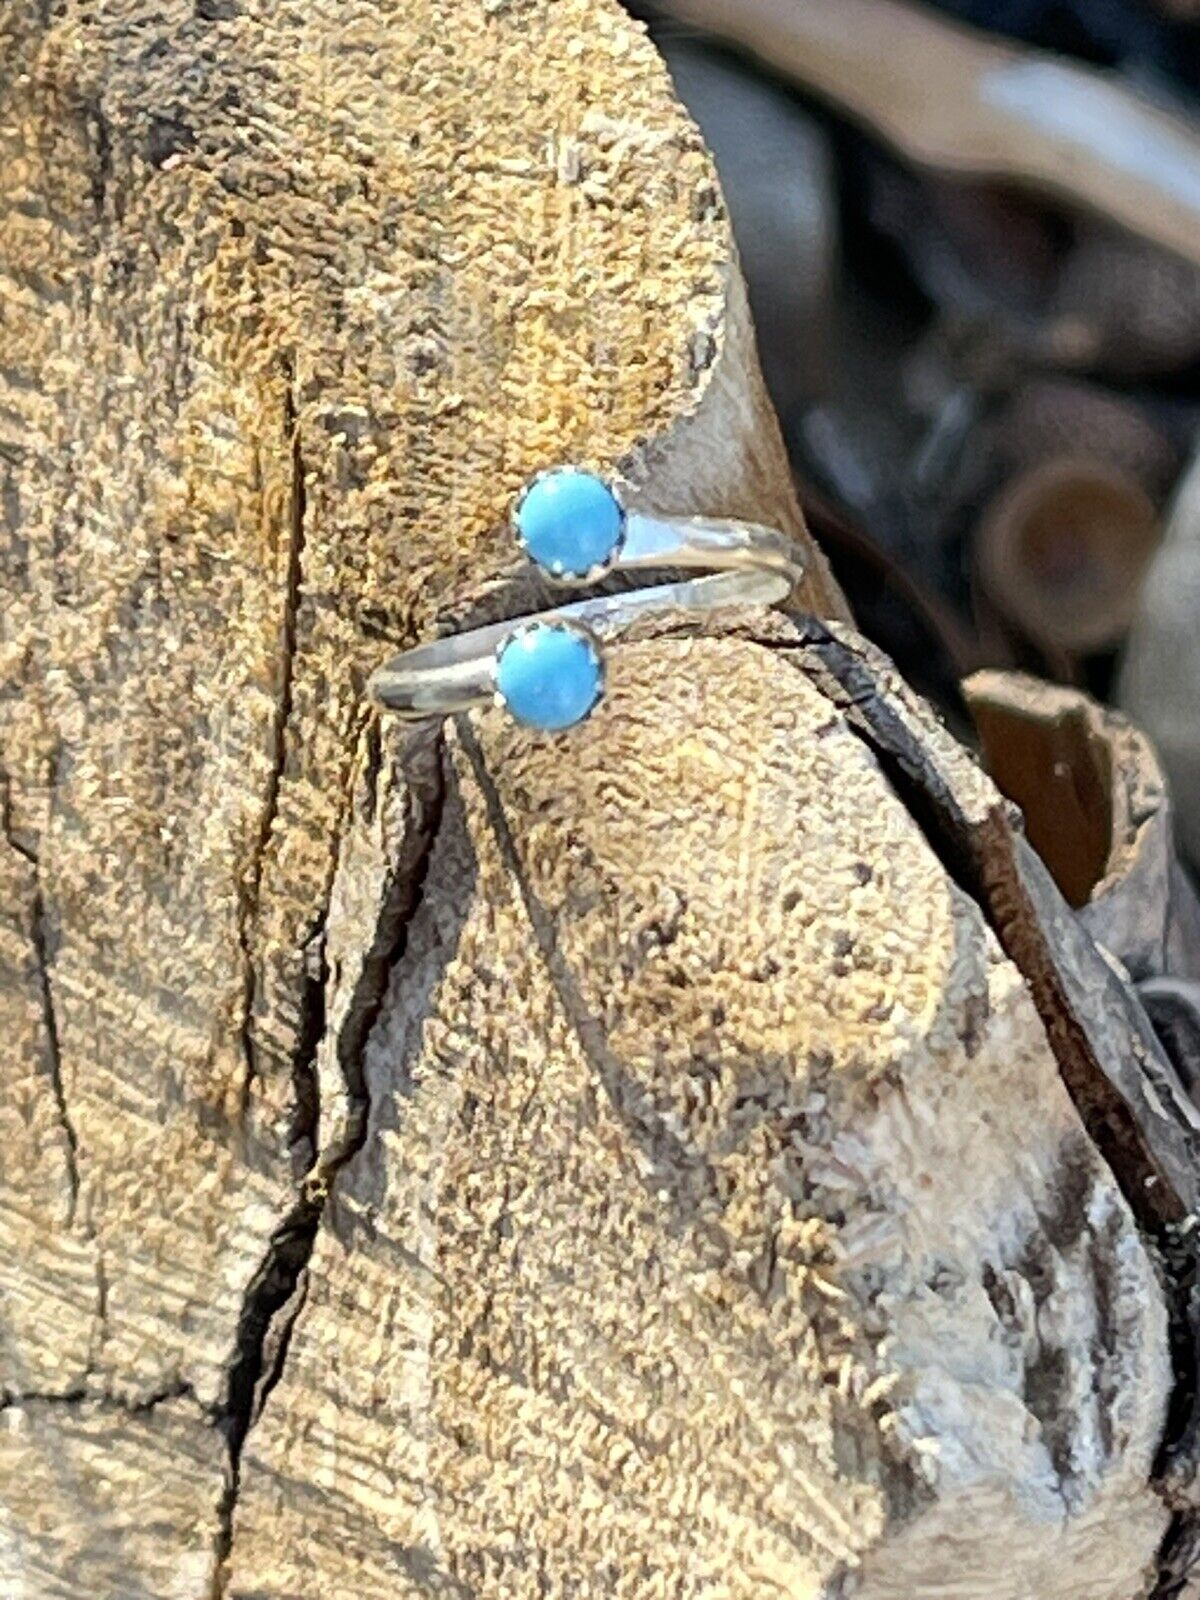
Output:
[
  {"xmin": 0, "ymin": 2, "xmax": 1176, "ymax": 1596},
  {"xmin": 0, "ymin": 0, "xmax": 833, "ymax": 1589},
  {"xmin": 227, "ymin": 627, "xmax": 1171, "ymax": 1598}
]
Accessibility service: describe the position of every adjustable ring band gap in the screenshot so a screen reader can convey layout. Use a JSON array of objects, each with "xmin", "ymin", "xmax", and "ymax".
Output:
[{"xmin": 368, "ymin": 469, "xmax": 805, "ymax": 731}]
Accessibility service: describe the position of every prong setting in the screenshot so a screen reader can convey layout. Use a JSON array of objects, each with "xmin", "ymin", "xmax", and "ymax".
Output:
[
  {"xmin": 512, "ymin": 466, "xmax": 627, "ymax": 583},
  {"xmin": 491, "ymin": 617, "xmax": 605, "ymax": 731}
]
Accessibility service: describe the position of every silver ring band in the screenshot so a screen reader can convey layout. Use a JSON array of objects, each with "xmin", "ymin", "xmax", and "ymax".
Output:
[{"xmin": 369, "ymin": 477, "xmax": 805, "ymax": 730}]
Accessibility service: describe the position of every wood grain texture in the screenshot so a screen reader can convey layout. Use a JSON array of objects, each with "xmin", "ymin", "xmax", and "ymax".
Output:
[
  {"xmin": 0, "ymin": 1395, "xmax": 224, "ymax": 1599},
  {"xmin": 0, "ymin": 0, "xmax": 839, "ymax": 1589},
  {"xmin": 0, "ymin": 2, "xmax": 1175, "ymax": 1596}
]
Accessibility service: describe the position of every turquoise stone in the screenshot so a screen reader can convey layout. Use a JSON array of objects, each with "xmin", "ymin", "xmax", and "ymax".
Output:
[
  {"xmin": 515, "ymin": 468, "xmax": 623, "ymax": 577},
  {"xmin": 495, "ymin": 623, "xmax": 603, "ymax": 731}
]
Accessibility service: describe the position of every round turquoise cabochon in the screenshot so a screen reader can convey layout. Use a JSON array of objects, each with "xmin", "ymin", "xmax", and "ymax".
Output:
[
  {"xmin": 495, "ymin": 623, "xmax": 603, "ymax": 731},
  {"xmin": 515, "ymin": 468, "xmax": 624, "ymax": 577}
]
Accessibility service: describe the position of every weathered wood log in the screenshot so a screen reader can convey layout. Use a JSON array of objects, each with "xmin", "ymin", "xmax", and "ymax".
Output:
[
  {"xmin": 974, "ymin": 458, "xmax": 1161, "ymax": 657},
  {"xmin": 221, "ymin": 617, "xmax": 1182, "ymax": 1599},
  {"xmin": 0, "ymin": 3, "xmax": 1184, "ymax": 1598},
  {"xmin": 0, "ymin": 0, "xmax": 832, "ymax": 1588},
  {"xmin": 965, "ymin": 670, "xmax": 1200, "ymax": 1595},
  {"xmin": 965, "ymin": 672, "xmax": 1200, "ymax": 987}
]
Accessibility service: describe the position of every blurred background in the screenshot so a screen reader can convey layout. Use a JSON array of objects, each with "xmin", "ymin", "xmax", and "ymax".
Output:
[{"xmin": 627, "ymin": 0, "xmax": 1200, "ymax": 865}]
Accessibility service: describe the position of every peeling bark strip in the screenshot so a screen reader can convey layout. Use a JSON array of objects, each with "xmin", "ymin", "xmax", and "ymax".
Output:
[{"xmin": 960, "ymin": 672, "xmax": 1200, "ymax": 1594}]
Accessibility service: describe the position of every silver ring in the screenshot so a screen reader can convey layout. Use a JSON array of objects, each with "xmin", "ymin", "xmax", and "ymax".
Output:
[{"xmin": 369, "ymin": 466, "xmax": 805, "ymax": 731}]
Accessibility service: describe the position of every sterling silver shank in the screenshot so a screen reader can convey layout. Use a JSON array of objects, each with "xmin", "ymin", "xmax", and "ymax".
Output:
[{"xmin": 369, "ymin": 512, "xmax": 804, "ymax": 719}]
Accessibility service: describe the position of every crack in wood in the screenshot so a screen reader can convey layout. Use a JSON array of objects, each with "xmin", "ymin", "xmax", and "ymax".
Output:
[
  {"xmin": 30, "ymin": 881, "xmax": 80, "ymax": 1226},
  {"xmin": 3, "ymin": 753, "xmax": 107, "ymax": 1395},
  {"xmin": 237, "ymin": 361, "xmax": 311, "ymax": 1121},
  {"xmin": 0, "ymin": 1379, "xmax": 199, "ymax": 1416},
  {"xmin": 211, "ymin": 724, "xmax": 447, "ymax": 1597},
  {"xmin": 0, "ymin": 762, "xmax": 38, "ymax": 866}
]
